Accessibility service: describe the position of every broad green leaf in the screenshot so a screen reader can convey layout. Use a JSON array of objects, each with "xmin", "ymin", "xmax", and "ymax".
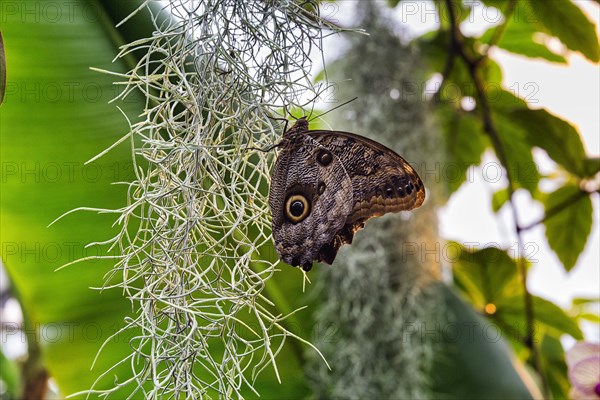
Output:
[
  {"xmin": 543, "ymin": 184, "xmax": 593, "ymax": 271},
  {"xmin": 481, "ymin": 0, "xmax": 599, "ymax": 62},
  {"xmin": 419, "ymin": 30, "xmax": 451, "ymax": 74},
  {"xmin": 494, "ymin": 113, "xmax": 540, "ymax": 194},
  {"xmin": 437, "ymin": 108, "xmax": 488, "ymax": 192},
  {"xmin": 486, "ymin": 90, "xmax": 534, "ymax": 197},
  {"xmin": 452, "ymin": 245, "xmax": 520, "ymax": 307},
  {"xmin": 583, "ymin": 157, "xmax": 600, "ymax": 178},
  {"xmin": 532, "ymin": 296, "xmax": 583, "ymax": 340},
  {"xmin": 479, "ymin": 12, "xmax": 567, "ymax": 63},
  {"xmin": 492, "ymin": 187, "xmax": 509, "ymax": 212},
  {"xmin": 490, "ymin": 92, "xmax": 537, "ymax": 193},
  {"xmin": 0, "ymin": 2, "xmax": 146, "ymax": 396},
  {"xmin": 510, "ymin": 108, "xmax": 589, "ymax": 178},
  {"xmin": 0, "ymin": 31, "xmax": 5, "ymax": 106},
  {"xmin": 450, "ymin": 245, "xmax": 584, "ymax": 344},
  {"xmin": 530, "ymin": 0, "xmax": 600, "ymax": 62},
  {"xmin": 495, "ymin": 295, "xmax": 583, "ymax": 340},
  {"xmin": 487, "ymin": 88, "xmax": 527, "ymax": 111},
  {"xmin": 480, "ymin": 16, "xmax": 567, "ymax": 63}
]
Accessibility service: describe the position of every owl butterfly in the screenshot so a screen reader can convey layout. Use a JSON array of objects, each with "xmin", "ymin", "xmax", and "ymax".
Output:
[{"xmin": 268, "ymin": 117, "xmax": 425, "ymax": 272}]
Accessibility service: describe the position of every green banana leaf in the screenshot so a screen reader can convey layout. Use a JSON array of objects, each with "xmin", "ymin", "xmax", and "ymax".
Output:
[
  {"xmin": 0, "ymin": 1, "xmax": 314, "ymax": 397},
  {"xmin": 1, "ymin": 1, "xmax": 144, "ymax": 397}
]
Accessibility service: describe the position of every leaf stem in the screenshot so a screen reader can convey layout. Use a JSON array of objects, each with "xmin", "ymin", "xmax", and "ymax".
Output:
[{"xmin": 521, "ymin": 189, "xmax": 595, "ymax": 232}]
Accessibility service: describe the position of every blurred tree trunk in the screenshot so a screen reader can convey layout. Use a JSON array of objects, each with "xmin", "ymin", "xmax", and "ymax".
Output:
[{"xmin": 307, "ymin": 3, "xmax": 445, "ymax": 398}]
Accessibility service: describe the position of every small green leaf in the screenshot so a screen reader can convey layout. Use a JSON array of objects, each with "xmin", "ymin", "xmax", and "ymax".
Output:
[
  {"xmin": 510, "ymin": 108, "xmax": 588, "ymax": 178},
  {"xmin": 313, "ymin": 67, "xmax": 326, "ymax": 82},
  {"xmin": 492, "ymin": 188, "xmax": 509, "ymax": 212},
  {"xmin": 452, "ymin": 245, "xmax": 520, "ymax": 307},
  {"xmin": 530, "ymin": 0, "xmax": 600, "ymax": 62},
  {"xmin": 578, "ymin": 313, "xmax": 600, "ymax": 323},
  {"xmin": 572, "ymin": 297, "xmax": 600, "ymax": 306},
  {"xmin": 480, "ymin": 17, "xmax": 567, "ymax": 63},
  {"xmin": 571, "ymin": 297, "xmax": 600, "ymax": 323},
  {"xmin": 543, "ymin": 184, "xmax": 593, "ymax": 271}
]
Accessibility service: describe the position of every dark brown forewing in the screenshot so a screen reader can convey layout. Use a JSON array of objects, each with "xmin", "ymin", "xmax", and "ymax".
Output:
[{"xmin": 306, "ymin": 130, "xmax": 425, "ymax": 225}]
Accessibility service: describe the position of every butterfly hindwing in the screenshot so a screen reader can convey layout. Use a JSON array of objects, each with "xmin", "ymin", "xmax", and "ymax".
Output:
[{"xmin": 268, "ymin": 133, "xmax": 353, "ymax": 271}]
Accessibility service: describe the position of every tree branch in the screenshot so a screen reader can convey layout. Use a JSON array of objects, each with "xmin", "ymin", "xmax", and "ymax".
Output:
[
  {"xmin": 432, "ymin": 34, "xmax": 457, "ymax": 103},
  {"xmin": 443, "ymin": 0, "xmax": 548, "ymax": 396},
  {"xmin": 434, "ymin": 0, "xmax": 517, "ymax": 102}
]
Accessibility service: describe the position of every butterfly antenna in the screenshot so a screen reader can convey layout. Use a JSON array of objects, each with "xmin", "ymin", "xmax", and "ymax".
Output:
[
  {"xmin": 284, "ymin": 103, "xmax": 299, "ymax": 121},
  {"xmin": 267, "ymin": 111, "xmax": 290, "ymax": 133},
  {"xmin": 308, "ymin": 96, "xmax": 358, "ymax": 122},
  {"xmin": 307, "ymin": 94, "xmax": 317, "ymax": 120}
]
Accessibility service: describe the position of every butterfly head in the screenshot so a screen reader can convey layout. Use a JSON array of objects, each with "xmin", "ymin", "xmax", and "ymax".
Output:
[{"xmin": 283, "ymin": 117, "xmax": 309, "ymax": 137}]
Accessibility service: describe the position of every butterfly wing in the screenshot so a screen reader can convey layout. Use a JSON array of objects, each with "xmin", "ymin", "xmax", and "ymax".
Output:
[
  {"xmin": 307, "ymin": 129, "xmax": 425, "ymax": 231},
  {"xmin": 268, "ymin": 134, "xmax": 353, "ymax": 271}
]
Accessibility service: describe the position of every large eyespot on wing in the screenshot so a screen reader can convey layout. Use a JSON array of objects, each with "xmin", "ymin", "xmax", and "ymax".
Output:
[
  {"xmin": 268, "ymin": 136, "xmax": 353, "ymax": 269},
  {"xmin": 306, "ymin": 130, "xmax": 425, "ymax": 224},
  {"xmin": 284, "ymin": 193, "xmax": 311, "ymax": 224}
]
